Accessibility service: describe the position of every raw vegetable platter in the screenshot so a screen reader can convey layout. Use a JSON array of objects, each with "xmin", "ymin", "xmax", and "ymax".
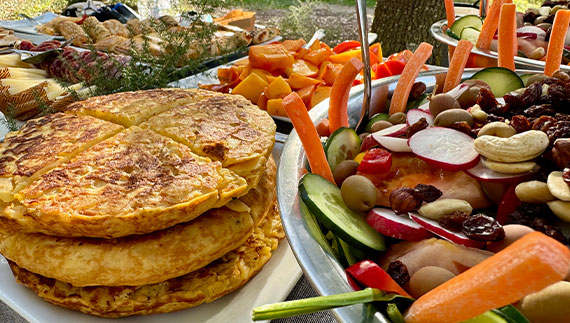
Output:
[
  {"xmin": 277, "ymin": 67, "xmax": 570, "ymax": 323},
  {"xmin": 431, "ymin": 19, "xmax": 570, "ymax": 72}
]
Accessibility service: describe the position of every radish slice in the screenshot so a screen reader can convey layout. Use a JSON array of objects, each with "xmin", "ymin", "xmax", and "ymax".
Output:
[
  {"xmin": 407, "ymin": 109, "xmax": 434, "ymax": 127},
  {"xmin": 408, "ymin": 127, "xmax": 480, "ymax": 172},
  {"xmin": 360, "ymin": 134, "xmax": 380, "ymax": 152},
  {"xmin": 418, "ymin": 102, "xmax": 430, "ymax": 112},
  {"xmin": 375, "ymin": 136, "xmax": 412, "ymax": 152},
  {"xmin": 371, "ymin": 123, "xmax": 407, "ymax": 138},
  {"xmin": 517, "ymin": 32, "xmax": 538, "ymax": 40},
  {"xmin": 367, "ymin": 208, "xmax": 433, "ymax": 242},
  {"xmin": 409, "ymin": 213, "xmax": 484, "ymax": 248},
  {"xmin": 517, "ymin": 26, "xmax": 546, "ymax": 41},
  {"xmin": 464, "ymin": 159, "xmax": 538, "ymax": 183}
]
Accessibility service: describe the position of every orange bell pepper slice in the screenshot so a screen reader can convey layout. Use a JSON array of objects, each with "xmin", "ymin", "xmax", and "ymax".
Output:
[
  {"xmin": 329, "ymin": 57, "xmax": 364, "ymax": 133},
  {"xmin": 333, "ymin": 40, "xmax": 360, "ymax": 54},
  {"xmin": 249, "ymin": 44, "xmax": 295, "ymax": 71}
]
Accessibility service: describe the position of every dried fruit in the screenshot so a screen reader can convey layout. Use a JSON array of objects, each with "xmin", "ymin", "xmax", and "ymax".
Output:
[
  {"xmin": 546, "ymin": 120, "xmax": 570, "ymax": 143},
  {"xmin": 462, "ymin": 214, "xmax": 505, "ymax": 242},
  {"xmin": 532, "ymin": 115, "xmax": 557, "ymax": 132},
  {"xmin": 390, "ymin": 187, "xmax": 422, "ymax": 214},
  {"xmin": 439, "ymin": 211, "xmax": 470, "ymax": 232},
  {"xmin": 413, "ymin": 184, "xmax": 443, "ymax": 203},
  {"xmin": 548, "ymin": 138, "xmax": 570, "ymax": 169},
  {"xmin": 449, "ymin": 121, "xmax": 472, "ymax": 136},
  {"xmin": 511, "ymin": 115, "xmax": 531, "ymax": 133},
  {"xmin": 387, "ymin": 260, "xmax": 410, "ymax": 287},
  {"xmin": 524, "ymin": 104, "xmax": 556, "ymax": 117},
  {"xmin": 407, "ymin": 117, "xmax": 429, "ymax": 138},
  {"xmin": 520, "ymin": 82, "xmax": 542, "ymax": 107},
  {"xmin": 410, "ymin": 82, "xmax": 427, "ymax": 101},
  {"xmin": 476, "ymin": 87, "xmax": 500, "ymax": 114}
]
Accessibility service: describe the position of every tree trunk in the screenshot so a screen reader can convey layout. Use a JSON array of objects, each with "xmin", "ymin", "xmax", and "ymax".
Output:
[{"xmin": 371, "ymin": 0, "xmax": 447, "ymax": 66}]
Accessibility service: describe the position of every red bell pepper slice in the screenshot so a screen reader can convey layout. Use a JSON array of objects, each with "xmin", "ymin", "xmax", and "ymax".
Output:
[
  {"xmin": 357, "ymin": 148, "xmax": 392, "ymax": 174},
  {"xmin": 333, "ymin": 40, "xmax": 361, "ymax": 54},
  {"xmin": 346, "ymin": 260, "xmax": 411, "ymax": 297},
  {"xmin": 384, "ymin": 60, "xmax": 406, "ymax": 76},
  {"xmin": 373, "ymin": 62, "xmax": 393, "ymax": 79}
]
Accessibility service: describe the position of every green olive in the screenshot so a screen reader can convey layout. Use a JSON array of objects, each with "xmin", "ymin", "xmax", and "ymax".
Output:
[
  {"xmin": 388, "ymin": 112, "xmax": 406, "ymax": 125},
  {"xmin": 370, "ymin": 120, "xmax": 393, "ymax": 132},
  {"xmin": 433, "ymin": 108, "xmax": 474, "ymax": 127},
  {"xmin": 429, "ymin": 93, "xmax": 461, "ymax": 117},
  {"xmin": 341, "ymin": 175, "xmax": 377, "ymax": 212},
  {"xmin": 333, "ymin": 160, "xmax": 359, "ymax": 186},
  {"xmin": 409, "ymin": 266, "xmax": 456, "ymax": 298},
  {"xmin": 525, "ymin": 74, "xmax": 548, "ymax": 86},
  {"xmin": 456, "ymin": 79, "xmax": 491, "ymax": 109}
]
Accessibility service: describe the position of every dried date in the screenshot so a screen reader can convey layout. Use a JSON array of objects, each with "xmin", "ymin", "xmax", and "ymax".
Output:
[
  {"xmin": 524, "ymin": 104, "xmax": 556, "ymax": 118},
  {"xmin": 409, "ymin": 82, "xmax": 427, "ymax": 101},
  {"xmin": 439, "ymin": 211, "xmax": 470, "ymax": 232},
  {"xmin": 387, "ymin": 261, "xmax": 410, "ymax": 286},
  {"xmin": 412, "ymin": 184, "xmax": 442, "ymax": 203},
  {"xmin": 406, "ymin": 117, "xmax": 429, "ymax": 138},
  {"xmin": 510, "ymin": 115, "xmax": 531, "ymax": 133},
  {"xmin": 462, "ymin": 214, "xmax": 505, "ymax": 242},
  {"xmin": 532, "ymin": 115, "xmax": 557, "ymax": 132},
  {"xmin": 449, "ymin": 121, "xmax": 472, "ymax": 136}
]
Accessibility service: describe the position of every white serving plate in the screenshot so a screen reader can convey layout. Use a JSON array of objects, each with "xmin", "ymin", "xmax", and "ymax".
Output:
[{"xmin": 0, "ymin": 132, "xmax": 301, "ymax": 323}]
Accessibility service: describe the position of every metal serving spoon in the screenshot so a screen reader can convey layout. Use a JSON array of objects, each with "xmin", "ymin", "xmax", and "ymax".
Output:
[{"xmin": 354, "ymin": 0, "xmax": 371, "ymax": 132}]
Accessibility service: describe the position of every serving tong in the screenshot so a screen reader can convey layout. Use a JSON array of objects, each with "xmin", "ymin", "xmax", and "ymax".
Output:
[{"xmin": 355, "ymin": 0, "xmax": 371, "ymax": 132}]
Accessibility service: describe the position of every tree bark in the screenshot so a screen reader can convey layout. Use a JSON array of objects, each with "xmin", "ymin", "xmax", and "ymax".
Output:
[{"xmin": 371, "ymin": 0, "xmax": 447, "ymax": 66}]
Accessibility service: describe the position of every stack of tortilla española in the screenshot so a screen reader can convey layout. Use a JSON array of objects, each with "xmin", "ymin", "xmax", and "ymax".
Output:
[{"xmin": 0, "ymin": 88, "xmax": 282, "ymax": 317}]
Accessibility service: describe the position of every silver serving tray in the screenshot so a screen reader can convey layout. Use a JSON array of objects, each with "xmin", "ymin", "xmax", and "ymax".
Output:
[
  {"xmin": 431, "ymin": 19, "xmax": 570, "ymax": 72},
  {"xmin": 277, "ymin": 68, "xmax": 538, "ymax": 322}
]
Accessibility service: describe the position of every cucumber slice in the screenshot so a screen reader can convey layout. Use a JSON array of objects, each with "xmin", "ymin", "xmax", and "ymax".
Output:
[
  {"xmin": 406, "ymin": 93, "xmax": 429, "ymax": 112},
  {"xmin": 338, "ymin": 238, "xmax": 366, "ymax": 266},
  {"xmin": 460, "ymin": 27, "xmax": 481, "ymax": 45},
  {"xmin": 300, "ymin": 201, "xmax": 337, "ymax": 257},
  {"xmin": 299, "ymin": 173, "xmax": 386, "ymax": 252},
  {"xmin": 365, "ymin": 113, "xmax": 389, "ymax": 132},
  {"xmin": 492, "ymin": 305, "xmax": 531, "ymax": 323},
  {"xmin": 324, "ymin": 127, "xmax": 361, "ymax": 172},
  {"xmin": 446, "ymin": 28, "xmax": 460, "ymax": 40},
  {"xmin": 517, "ymin": 50, "xmax": 528, "ymax": 58},
  {"xmin": 469, "ymin": 67, "xmax": 524, "ymax": 97},
  {"xmin": 450, "ymin": 15, "xmax": 483, "ymax": 38}
]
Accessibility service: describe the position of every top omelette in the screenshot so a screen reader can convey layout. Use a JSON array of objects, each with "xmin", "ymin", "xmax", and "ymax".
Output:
[{"xmin": 0, "ymin": 89, "xmax": 276, "ymax": 238}]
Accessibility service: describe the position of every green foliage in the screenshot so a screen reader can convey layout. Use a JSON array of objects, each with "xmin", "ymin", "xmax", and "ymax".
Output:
[{"xmin": 0, "ymin": 0, "xmax": 68, "ymax": 20}]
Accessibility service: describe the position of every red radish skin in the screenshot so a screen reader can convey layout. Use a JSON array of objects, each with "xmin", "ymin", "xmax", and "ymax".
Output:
[
  {"xmin": 496, "ymin": 184, "xmax": 522, "ymax": 225},
  {"xmin": 410, "ymin": 213, "xmax": 485, "ymax": 248},
  {"xmin": 517, "ymin": 26, "xmax": 546, "ymax": 41},
  {"xmin": 418, "ymin": 102, "xmax": 430, "ymax": 112},
  {"xmin": 408, "ymin": 127, "xmax": 480, "ymax": 172},
  {"xmin": 406, "ymin": 109, "xmax": 434, "ymax": 127},
  {"xmin": 374, "ymin": 136, "xmax": 412, "ymax": 153},
  {"xmin": 371, "ymin": 124, "xmax": 408, "ymax": 138},
  {"xmin": 367, "ymin": 208, "xmax": 433, "ymax": 241},
  {"xmin": 464, "ymin": 159, "xmax": 538, "ymax": 183},
  {"xmin": 361, "ymin": 134, "xmax": 380, "ymax": 152}
]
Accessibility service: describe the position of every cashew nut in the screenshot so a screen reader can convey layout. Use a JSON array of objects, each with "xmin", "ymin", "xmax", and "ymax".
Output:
[
  {"xmin": 417, "ymin": 199, "xmax": 472, "ymax": 221},
  {"xmin": 477, "ymin": 122, "xmax": 516, "ymax": 138},
  {"xmin": 547, "ymin": 200, "xmax": 570, "ymax": 223},
  {"xmin": 547, "ymin": 171, "xmax": 570, "ymax": 201},
  {"xmin": 469, "ymin": 105, "xmax": 488, "ymax": 123},
  {"xmin": 483, "ymin": 159, "xmax": 537, "ymax": 174},
  {"xmin": 473, "ymin": 130, "xmax": 549, "ymax": 163},
  {"xmin": 519, "ymin": 281, "xmax": 570, "ymax": 323},
  {"xmin": 515, "ymin": 181, "xmax": 555, "ymax": 203}
]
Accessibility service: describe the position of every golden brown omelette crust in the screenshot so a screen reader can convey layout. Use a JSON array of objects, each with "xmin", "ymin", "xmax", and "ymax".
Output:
[
  {"xmin": 65, "ymin": 88, "xmax": 222, "ymax": 127},
  {"xmin": 0, "ymin": 113, "xmax": 123, "ymax": 202},
  {"xmin": 8, "ymin": 199, "xmax": 284, "ymax": 318},
  {"xmin": 8, "ymin": 127, "xmax": 247, "ymax": 238},
  {"xmin": 0, "ymin": 158, "xmax": 276, "ymax": 286}
]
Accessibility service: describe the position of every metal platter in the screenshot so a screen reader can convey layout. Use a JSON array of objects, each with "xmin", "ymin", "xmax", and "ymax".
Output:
[
  {"xmin": 430, "ymin": 19, "xmax": 570, "ymax": 72},
  {"xmin": 277, "ymin": 68, "xmax": 538, "ymax": 322}
]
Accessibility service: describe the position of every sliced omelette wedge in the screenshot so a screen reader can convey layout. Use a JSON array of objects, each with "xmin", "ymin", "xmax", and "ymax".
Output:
[
  {"xmin": 5, "ymin": 126, "xmax": 248, "ymax": 238},
  {"xmin": 0, "ymin": 113, "xmax": 123, "ymax": 203},
  {"xmin": 65, "ymin": 88, "xmax": 220, "ymax": 127},
  {"xmin": 141, "ymin": 93, "xmax": 276, "ymax": 188}
]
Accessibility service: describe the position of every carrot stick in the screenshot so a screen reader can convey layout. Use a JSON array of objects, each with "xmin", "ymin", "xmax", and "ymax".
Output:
[
  {"xmin": 476, "ymin": 0, "xmax": 512, "ymax": 50},
  {"xmin": 328, "ymin": 57, "xmax": 364, "ymax": 134},
  {"xmin": 404, "ymin": 231, "xmax": 570, "ymax": 323},
  {"xmin": 498, "ymin": 3, "xmax": 516, "ymax": 71},
  {"xmin": 389, "ymin": 42, "xmax": 433, "ymax": 115},
  {"xmin": 544, "ymin": 10, "xmax": 570, "ymax": 76},
  {"xmin": 444, "ymin": 0, "xmax": 455, "ymax": 27},
  {"xmin": 443, "ymin": 40, "xmax": 473, "ymax": 92},
  {"xmin": 283, "ymin": 92, "xmax": 335, "ymax": 184}
]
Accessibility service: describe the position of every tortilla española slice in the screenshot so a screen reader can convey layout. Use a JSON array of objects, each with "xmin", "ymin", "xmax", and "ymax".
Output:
[
  {"xmin": 6, "ymin": 126, "xmax": 248, "ymax": 238},
  {"xmin": 0, "ymin": 113, "xmax": 123, "ymax": 203},
  {"xmin": 141, "ymin": 92, "xmax": 276, "ymax": 189},
  {"xmin": 0, "ymin": 158, "xmax": 276, "ymax": 287},
  {"xmin": 65, "ymin": 88, "xmax": 220, "ymax": 127},
  {"xmin": 7, "ymin": 198, "xmax": 283, "ymax": 318}
]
